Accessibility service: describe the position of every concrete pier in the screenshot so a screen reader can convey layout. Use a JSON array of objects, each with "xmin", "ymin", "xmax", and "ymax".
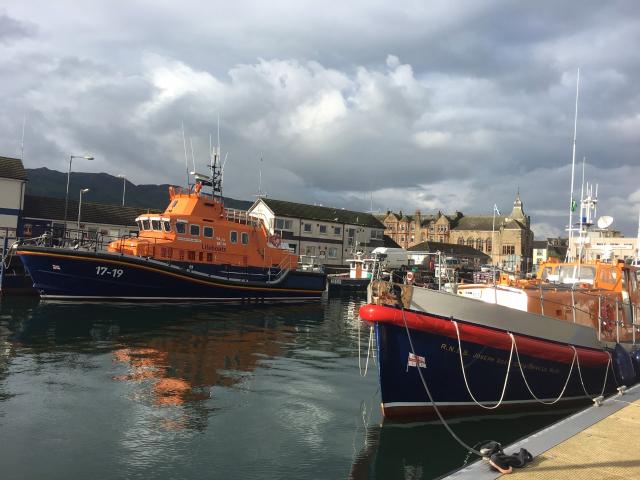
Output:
[{"xmin": 446, "ymin": 384, "xmax": 640, "ymax": 479}]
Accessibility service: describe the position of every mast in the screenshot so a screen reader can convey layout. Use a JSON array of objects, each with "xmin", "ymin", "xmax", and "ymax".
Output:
[
  {"xmin": 567, "ymin": 68, "xmax": 580, "ymax": 261},
  {"xmin": 182, "ymin": 122, "xmax": 189, "ymax": 188}
]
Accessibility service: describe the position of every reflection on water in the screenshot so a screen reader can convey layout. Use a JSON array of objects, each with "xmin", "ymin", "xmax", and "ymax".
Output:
[{"xmin": 0, "ymin": 295, "xmax": 577, "ymax": 479}]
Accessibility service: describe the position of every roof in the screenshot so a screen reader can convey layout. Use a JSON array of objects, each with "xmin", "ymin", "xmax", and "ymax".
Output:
[
  {"xmin": 383, "ymin": 235, "xmax": 401, "ymax": 248},
  {"xmin": 0, "ymin": 156, "xmax": 28, "ymax": 181},
  {"xmin": 408, "ymin": 240, "xmax": 491, "ymax": 260},
  {"xmin": 256, "ymin": 198, "xmax": 385, "ymax": 229},
  {"xmin": 23, "ymin": 194, "xmax": 161, "ymax": 227},
  {"xmin": 453, "ymin": 215, "xmax": 525, "ymax": 231}
]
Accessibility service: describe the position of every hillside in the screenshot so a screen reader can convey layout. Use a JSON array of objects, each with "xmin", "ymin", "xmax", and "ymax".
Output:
[{"xmin": 25, "ymin": 167, "xmax": 253, "ymax": 211}]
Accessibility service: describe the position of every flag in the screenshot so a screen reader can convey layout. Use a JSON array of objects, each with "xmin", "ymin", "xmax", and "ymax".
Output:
[
  {"xmin": 406, "ymin": 352, "xmax": 426, "ymax": 371},
  {"xmin": 493, "ymin": 204, "xmax": 500, "ymax": 215},
  {"xmin": 570, "ymin": 199, "xmax": 577, "ymax": 212}
]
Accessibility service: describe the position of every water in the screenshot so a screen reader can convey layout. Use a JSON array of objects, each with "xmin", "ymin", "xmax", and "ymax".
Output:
[{"xmin": 0, "ymin": 295, "xmax": 576, "ymax": 479}]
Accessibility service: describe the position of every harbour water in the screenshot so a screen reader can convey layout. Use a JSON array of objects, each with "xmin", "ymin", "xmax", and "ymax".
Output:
[{"xmin": 0, "ymin": 295, "xmax": 576, "ymax": 479}]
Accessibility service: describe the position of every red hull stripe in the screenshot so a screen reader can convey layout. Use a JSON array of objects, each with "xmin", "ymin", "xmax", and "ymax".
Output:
[{"xmin": 359, "ymin": 304, "xmax": 608, "ymax": 367}]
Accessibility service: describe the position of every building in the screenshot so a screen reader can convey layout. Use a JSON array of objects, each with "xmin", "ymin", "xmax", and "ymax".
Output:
[
  {"xmin": 383, "ymin": 194, "xmax": 534, "ymax": 272},
  {"xmin": 533, "ymin": 238, "xmax": 568, "ymax": 266},
  {"xmin": 408, "ymin": 241, "xmax": 490, "ymax": 267},
  {"xmin": 248, "ymin": 198, "xmax": 386, "ymax": 266},
  {"xmin": 568, "ymin": 231, "xmax": 639, "ymax": 263},
  {"xmin": 0, "ymin": 157, "xmax": 28, "ymax": 255}
]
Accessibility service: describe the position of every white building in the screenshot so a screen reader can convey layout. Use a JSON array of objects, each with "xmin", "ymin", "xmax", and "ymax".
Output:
[
  {"xmin": 569, "ymin": 230, "xmax": 640, "ymax": 263},
  {"xmin": 248, "ymin": 198, "xmax": 386, "ymax": 266},
  {"xmin": 0, "ymin": 157, "xmax": 28, "ymax": 256}
]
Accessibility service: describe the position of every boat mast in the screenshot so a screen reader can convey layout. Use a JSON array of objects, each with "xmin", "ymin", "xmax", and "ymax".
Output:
[{"xmin": 567, "ymin": 68, "xmax": 580, "ymax": 261}]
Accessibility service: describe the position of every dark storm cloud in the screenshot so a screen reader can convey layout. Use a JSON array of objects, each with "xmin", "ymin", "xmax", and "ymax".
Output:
[{"xmin": 1, "ymin": 1, "xmax": 639, "ymax": 237}]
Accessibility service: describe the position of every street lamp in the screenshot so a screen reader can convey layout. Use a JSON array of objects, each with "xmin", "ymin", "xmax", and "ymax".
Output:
[
  {"xmin": 77, "ymin": 188, "xmax": 90, "ymax": 231},
  {"xmin": 64, "ymin": 154, "xmax": 94, "ymax": 229},
  {"xmin": 117, "ymin": 174, "xmax": 126, "ymax": 206}
]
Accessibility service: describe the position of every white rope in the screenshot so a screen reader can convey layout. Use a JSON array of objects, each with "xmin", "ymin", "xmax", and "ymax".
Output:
[
  {"xmin": 357, "ymin": 319, "xmax": 375, "ymax": 377},
  {"xmin": 573, "ymin": 346, "xmax": 611, "ymax": 399},
  {"xmin": 452, "ymin": 320, "xmax": 514, "ymax": 410},
  {"xmin": 510, "ymin": 332, "xmax": 576, "ymax": 405}
]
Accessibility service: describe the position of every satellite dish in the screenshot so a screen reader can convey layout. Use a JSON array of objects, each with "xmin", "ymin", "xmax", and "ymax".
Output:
[{"xmin": 596, "ymin": 216, "xmax": 614, "ymax": 229}]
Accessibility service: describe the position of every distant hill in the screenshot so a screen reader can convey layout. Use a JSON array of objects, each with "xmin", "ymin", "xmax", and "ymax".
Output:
[{"xmin": 25, "ymin": 167, "xmax": 253, "ymax": 211}]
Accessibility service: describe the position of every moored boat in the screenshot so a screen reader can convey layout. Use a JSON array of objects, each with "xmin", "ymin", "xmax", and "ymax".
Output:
[{"xmin": 15, "ymin": 145, "xmax": 326, "ymax": 302}]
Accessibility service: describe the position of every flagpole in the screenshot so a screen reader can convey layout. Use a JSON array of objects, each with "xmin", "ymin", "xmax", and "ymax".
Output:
[
  {"xmin": 567, "ymin": 68, "xmax": 580, "ymax": 261},
  {"xmin": 492, "ymin": 204, "xmax": 498, "ymax": 304}
]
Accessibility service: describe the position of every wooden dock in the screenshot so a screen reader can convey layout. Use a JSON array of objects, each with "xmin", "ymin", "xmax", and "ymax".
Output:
[{"xmin": 446, "ymin": 384, "xmax": 640, "ymax": 479}]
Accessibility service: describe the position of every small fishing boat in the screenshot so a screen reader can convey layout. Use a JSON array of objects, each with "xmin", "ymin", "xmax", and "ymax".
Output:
[
  {"xmin": 16, "ymin": 145, "xmax": 326, "ymax": 302},
  {"xmin": 327, "ymin": 251, "xmax": 377, "ymax": 293}
]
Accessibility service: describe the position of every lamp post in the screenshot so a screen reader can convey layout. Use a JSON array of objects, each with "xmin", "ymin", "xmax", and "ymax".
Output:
[
  {"xmin": 64, "ymin": 155, "xmax": 94, "ymax": 230},
  {"xmin": 77, "ymin": 188, "xmax": 90, "ymax": 231},
  {"xmin": 117, "ymin": 174, "xmax": 126, "ymax": 206}
]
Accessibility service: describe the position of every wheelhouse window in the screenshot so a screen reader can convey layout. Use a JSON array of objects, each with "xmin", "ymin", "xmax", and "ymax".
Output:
[
  {"xmin": 230, "ymin": 231, "xmax": 238, "ymax": 244},
  {"xmin": 241, "ymin": 232, "xmax": 249, "ymax": 245},
  {"xmin": 190, "ymin": 224, "xmax": 200, "ymax": 236},
  {"xmin": 176, "ymin": 222, "xmax": 186, "ymax": 234},
  {"xmin": 136, "ymin": 220, "xmax": 143, "ymax": 230},
  {"xmin": 163, "ymin": 221, "xmax": 171, "ymax": 232},
  {"xmin": 142, "ymin": 219, "xmax": 150, "ymax": 230},
  {"xmin": 203, "ymin": 226, "xmax": 214, "ymax": 238},
  {"xmin": 151, "ymin": 219, "xmax": 161, "ymax": 231}
]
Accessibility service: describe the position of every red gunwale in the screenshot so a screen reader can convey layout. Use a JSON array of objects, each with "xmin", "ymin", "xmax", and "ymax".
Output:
[{"xmin": 359, "ymin": 304, "xmax": 609, "ymax": 367}]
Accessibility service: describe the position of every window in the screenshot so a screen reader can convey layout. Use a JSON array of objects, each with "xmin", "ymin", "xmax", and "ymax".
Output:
[
  {"xmin": 319, "ymin": 225, "xmax": 327, "ymax": 234},
  {"xmin": 161, "ymin": 247, "xmax": 167, "ymax": 257},
  {"xmin": 334, "ymin": 226, "xmax": 341, "ymax": 235},
  {"xmin": 179, "ymin": 250, "xmax": 185, "ymax": 260},
  {"xmin": 142, "ymin": 219, "xmax": 150, "ymax": 230},
  {"xmin": 305, "ymin": 246, "xmax": 316, "ymax": 256},
  {"xmin": 328, "ymin": 247, "xmax": 338, "ymax": 258},
  {"xmin": 151, "ymin": 219, "xmax": 161, "ymax": 231},
  {"xmin": 476, "ymin": 238, "xmax": 484, "ymax": 250},
  {"xmin": 206, "ymin": 252, "xmax": 213, "ymax": 262},
  {"xmin": 486, "ymin": 239, "xmax": 492, "ymax": 252},
  {"xmin": 198, "ymin": 252, "xmax": 203, "ymax": 261},
  {"xmin": 241, "ymin": 232, "xmax": 249, "ymax": 245},
  {"xmin": 303, "ymin": 223, "xmax": 312, "ymax": 233},
  {"xmin": 467, "ymin": 238, "xmax": 474, "ymax": 247},
  {"xmin": 371, "ymin": 230, "xmax": 383, "ymax": 240},
  {"xmin": 188, "ymin": 251, "xmax": 195, "ymax": 261},
  {"xmin": 163, "ymin": 221, "xmax": 171, "ymax": 232},
  {"xmin": 190, "ymin": 224, "xmax": 200, "ymax": 236},
  {"xmin": 203, "ymin": 226, "xmax": 213, "ymax": 238},
  {"xmin": 458, "ymin": 237, "xmax": 465, "ymax": 245},
  {"xmin": 176, "ymin": 222, "xmax": 186, "ymax": 234},
  {"xmin": 275, "ymin": 218, "xmax": 293, "ymax": 230},
  {"xmin": 348, "ymin": 228, "xmax": 355, "ymax": 238},
  {"xmin": 230, "ymin": 231, "xmax": 238, "ymax": 244},
  {"xmin": 502, "ymin": 245, "xmax": 515, "ymax": 255}
]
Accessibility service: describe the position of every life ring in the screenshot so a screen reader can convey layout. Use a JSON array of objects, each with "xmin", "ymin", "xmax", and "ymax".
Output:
[
  {"xmin": 269, "ymin": 233, "xmax": 281, "ymax": 247},
  {"xmin": 406, "ymin": 271, "xmax": 415, "ymax": 284}
]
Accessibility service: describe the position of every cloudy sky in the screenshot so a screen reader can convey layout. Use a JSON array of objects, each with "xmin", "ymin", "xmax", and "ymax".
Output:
[{"xmin": 1, "ymin": 1, "xmax": 639, "ymax": 237}]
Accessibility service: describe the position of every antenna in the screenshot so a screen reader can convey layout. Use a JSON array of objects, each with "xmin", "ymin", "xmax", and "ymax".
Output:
[
  {"xmin": 566, "ymin": 68, "xmax": 580, "ymax": 261},
  {"xmin": 596, "ymin": 216, "xmax": 613, "ymax": 229},
  {"xmin": 20, "ymin": 114, "xmax": 26, "ymax": 160},
  {"xmin": 181, "ymin": 122, "xmax": 189, "ymax": 188},
  {"xmin": 189, "ymin": 137, "xmax": 196, "ymax": 173},
  {"xmin": 255, "ymin": 154, "xmax": 266, "ymax": 198}
]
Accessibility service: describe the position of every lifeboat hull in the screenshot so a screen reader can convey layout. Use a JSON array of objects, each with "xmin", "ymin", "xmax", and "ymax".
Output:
[
  {"xmin": 359, "ymin": 304, "xmax": 617, "ymax": 419},
  {"xmin": 17, "ymin": 246, "xmax": 326, "ymax": 302}
]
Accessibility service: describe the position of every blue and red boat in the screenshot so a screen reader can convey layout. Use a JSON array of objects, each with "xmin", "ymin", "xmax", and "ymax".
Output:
[
  {"xmin": 16, "ymin": 147, "xmax": 326, "ymax": 302},
  {"xmin": 360, "ymin": 262, "xmax": 640, "ymax": 419}
]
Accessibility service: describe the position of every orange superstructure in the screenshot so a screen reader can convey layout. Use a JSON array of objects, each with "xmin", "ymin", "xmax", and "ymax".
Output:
[{"xmin": 108, "ymin": 186, "xmax": 297, "ymax": 270}]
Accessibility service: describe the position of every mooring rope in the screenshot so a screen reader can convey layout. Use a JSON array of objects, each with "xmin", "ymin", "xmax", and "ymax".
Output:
[
  {"xmin": 452, "ymin": 320, "xmax": 514, "ymax": 410},
  {"xmin": 573, "ymin": 346, "xmax": 611, "ymax": 400},
  {"xmin": 400, "ymin": 307, "xmax": 486, "ymax": 457},
  {"xmin": 357, "ymin": 316, "xmax": 375, "ymax": 377}
]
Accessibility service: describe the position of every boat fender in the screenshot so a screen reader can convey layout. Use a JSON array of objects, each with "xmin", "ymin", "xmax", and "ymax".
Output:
[
  {"xmin": 630, "ymin": 349, "xmax": 640, "ymax": 379},
  {"xmin": 612, "ymin": 343, "xmax": 637, "ymax": 386},
  {"xmin": 488, "ymin": 448, "xmax": 533, "ymax": 474}
]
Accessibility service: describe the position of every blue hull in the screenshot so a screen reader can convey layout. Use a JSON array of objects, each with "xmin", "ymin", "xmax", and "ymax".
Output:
[
  {"xmin": 17, "ymin": 246, "xmax": 326, "ymax": 302},
  {"xmin": 375, "ymin": 319, "xmax": 616, "ymax": 419}
]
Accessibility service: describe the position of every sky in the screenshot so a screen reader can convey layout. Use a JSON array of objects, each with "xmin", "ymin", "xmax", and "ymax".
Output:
[{"xmin": 1, "ymin": 1, "xmax": 639, "ymax": 238}]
